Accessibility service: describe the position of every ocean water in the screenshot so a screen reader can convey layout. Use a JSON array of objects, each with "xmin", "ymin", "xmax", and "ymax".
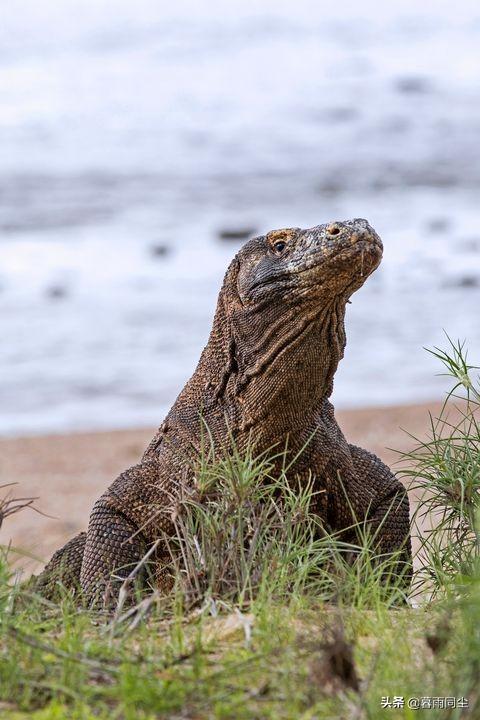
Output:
[{"xmin": 1, "ymin": 0, "xmax": 480, "ymax": 436}]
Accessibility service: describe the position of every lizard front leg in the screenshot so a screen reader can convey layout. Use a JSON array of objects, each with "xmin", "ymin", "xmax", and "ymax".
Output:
[
  {"xmin": 80, "ymin": 459, "xmax": 168, "ymax": 607},
  {"xmin": 35, "ymin": 531, "xmax": 86, "ymax": 599}
]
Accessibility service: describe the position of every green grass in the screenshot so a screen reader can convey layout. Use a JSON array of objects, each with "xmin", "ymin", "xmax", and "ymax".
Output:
[
  {"xmin": 1, "ymin": 338, "xmax": 479, "ymax": 719},
  {"xmin": 0, "ymin": 570, "xmax": 458, "ymax": 720}
]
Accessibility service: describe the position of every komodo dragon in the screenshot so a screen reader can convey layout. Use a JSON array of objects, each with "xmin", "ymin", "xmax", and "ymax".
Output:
[{"xmin": 36, "ymin": 219, "xmax": 412, "ymax": 605}]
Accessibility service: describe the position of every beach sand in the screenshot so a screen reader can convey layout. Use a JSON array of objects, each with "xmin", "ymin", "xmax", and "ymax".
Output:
[{"xmin": 1, "ymin": 401, "xmax": 445, "ymax": 576}]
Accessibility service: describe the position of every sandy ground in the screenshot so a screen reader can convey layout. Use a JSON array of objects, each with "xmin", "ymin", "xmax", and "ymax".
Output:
[{"xmin": 0, "ymin": 402, "xmax": 445, "ymax": 576}]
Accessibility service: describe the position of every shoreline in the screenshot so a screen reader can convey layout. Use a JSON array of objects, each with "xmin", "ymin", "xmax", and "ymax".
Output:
[{"xmin": 1, "ymin": 400, "xmax": 446, "ymax": 575}]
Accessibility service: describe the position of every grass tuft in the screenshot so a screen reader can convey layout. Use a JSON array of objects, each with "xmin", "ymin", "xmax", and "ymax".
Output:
[
  {"xmin": 154, "ymin": 435, "xmax": 411, "ymax": 618},
  {"xmin": 400, "ymin": 336, "xmax": 480, "ymax": 600}
]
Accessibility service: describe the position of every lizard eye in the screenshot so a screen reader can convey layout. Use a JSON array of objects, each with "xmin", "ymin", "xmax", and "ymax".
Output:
[{"xmin": 273, "ymin": 240, "xmax": 286, "ymax": 254}]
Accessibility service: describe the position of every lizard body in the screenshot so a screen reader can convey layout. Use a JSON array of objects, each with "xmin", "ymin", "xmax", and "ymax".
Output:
[{"xmin": 36, "ymin": 219, "xmax": 412, "ymax": 604}]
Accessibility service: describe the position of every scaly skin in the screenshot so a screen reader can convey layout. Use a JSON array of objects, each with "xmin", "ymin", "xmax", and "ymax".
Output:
[{"xmin": 36, "ymin": 219, "xmax": 412, "ymax": 605}]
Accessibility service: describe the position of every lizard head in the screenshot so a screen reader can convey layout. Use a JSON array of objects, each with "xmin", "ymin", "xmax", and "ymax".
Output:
[{"xmin": 235, "ymin": 218, "xmax": 383, "ymax": 308}]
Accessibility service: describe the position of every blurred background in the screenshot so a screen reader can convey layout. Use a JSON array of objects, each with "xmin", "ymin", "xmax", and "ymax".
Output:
[{"xmin": 1, "ymin": 0, "xmax": 480, "ymax": 437}]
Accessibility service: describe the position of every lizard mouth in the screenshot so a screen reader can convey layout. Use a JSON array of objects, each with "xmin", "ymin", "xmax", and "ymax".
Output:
[
  {"xmin": 285, "ymin": 237, "xmax": 382, "ymax": 305},
  {"xmin": 338, "ymin": 235, "xmax": 383, "ymax": 263},
  {"xmin": 324, "ymin": 219, "xmax": 383, "ymax": 275},
  {"xmin": 299, "ymin": 220, "xmax": 383, "ymax": 278},
  {"xmin": 297, "ymin": 235, "xmax": 382, "ymax": 282},
  {"xmin": 326, "ymin": 237, "xmax": 383, "ymax": 287}
]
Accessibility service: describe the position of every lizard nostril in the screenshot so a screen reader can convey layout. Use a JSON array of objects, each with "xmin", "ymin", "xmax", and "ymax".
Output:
[{"xmin": 327, "ymin": 224, "xmax": 341, "ymax": 237}]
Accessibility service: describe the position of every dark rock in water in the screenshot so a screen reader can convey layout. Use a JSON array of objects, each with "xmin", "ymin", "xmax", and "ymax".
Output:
[
  {"xmin": 46, "ymin": 284, "xmax": 68, "ymax": 300},
  {"xmin": 457, "ymin": 276, "xmax": 480, "ymax": 288},
  {"xmin": 218, "ymin": 227, "xmax": 256, "ymax": 242},
  {"xmin": 459, "ymin": 237, "xmax": 480, "ymax": 252},
  {"xmin": 322, "ymin": 106, "xmax": 358, "ymax": 123},
  {"xmin": 150, "ymin": 243, "xmax": 171, "ymax": 258},
  {"xmin": 427, "ymin": 217, "xmax": 451, "ymax": 234},
  {"xmin": 445, "ymin": 275, "xmax": 480, "ymax": 289},
  {"xmin": 405, "ymin": 168, "xmax": 457, "ymax": 188},
  {"xmin": 317, "ymin": 179, "xmax": 343, "ymax": 196},
  {"xmin": 395, "ymin": 76, "xmax": 431, "ymax": 94}
]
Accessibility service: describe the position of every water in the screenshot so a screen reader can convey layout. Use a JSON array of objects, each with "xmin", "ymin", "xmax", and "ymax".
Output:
[{"xmin": 1, "ymin": 0, "xmax": 480, "ymax": 436}]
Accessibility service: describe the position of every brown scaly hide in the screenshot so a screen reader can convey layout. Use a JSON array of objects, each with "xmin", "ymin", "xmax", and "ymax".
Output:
[{"xmin": 36, "ymin": 219, "xmax": 412, "ymax": 606}]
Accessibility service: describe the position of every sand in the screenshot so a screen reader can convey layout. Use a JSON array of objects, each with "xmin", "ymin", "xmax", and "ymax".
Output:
[{"xmin": 0, "ymin": 401, "xmax": 445, "ymax": 576}]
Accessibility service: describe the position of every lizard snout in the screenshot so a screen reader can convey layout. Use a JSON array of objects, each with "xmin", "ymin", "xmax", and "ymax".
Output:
[
  {"xmin": 349, "ymin": 219, "xmax": 383, "ymax": 250},
  {"xmin": 325, "ymin": 219, "xmax": 382, "ymax": 250}
]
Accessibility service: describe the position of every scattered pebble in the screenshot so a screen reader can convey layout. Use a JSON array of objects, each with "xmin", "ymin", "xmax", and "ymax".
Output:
[
  {"xmin": 395, "ymin": 76, "xmax": 431, "ymax": 94},
  {"xmin": 150, "ymin": 243, "xmax": 171, "ymax": 258},
  {"xmin": 218, "ymin": 227, "xmax": 256, "ymax": 241},
  {"xmin": 457, "ymin": 276, "xmax": 479, "ymax": 288},
  {"xmin": 444, "ymin": 275, "xmax": 479, "ymax": 289},
  {"xmin": 317, "ymin": 179, "xmax": 343, "ymax": 196},
  {"xmin": 426, "ymin": 217, "xmax": 451, "ymax": 234},
  {"xmin": 322, "ymin": 106, "xmax": 358, "ymax": 123},
  {"xmin": 46, "ymin": 284, "xmax": 68, "ymax": 300}
]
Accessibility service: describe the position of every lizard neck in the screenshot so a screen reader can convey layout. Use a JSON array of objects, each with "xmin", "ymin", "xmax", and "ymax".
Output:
[
  {"xmin": 170, "ymin": 295, "xmax": 347, "ymax": 456},
  {"xmin": 231, "ymin": 298, "xmax": 346, "ymax": 450}
]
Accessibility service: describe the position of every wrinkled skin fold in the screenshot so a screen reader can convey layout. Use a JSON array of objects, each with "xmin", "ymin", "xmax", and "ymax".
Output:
[{"xmin": 35, "ymin": 219, "xmax": 412, "ymax": 606}]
